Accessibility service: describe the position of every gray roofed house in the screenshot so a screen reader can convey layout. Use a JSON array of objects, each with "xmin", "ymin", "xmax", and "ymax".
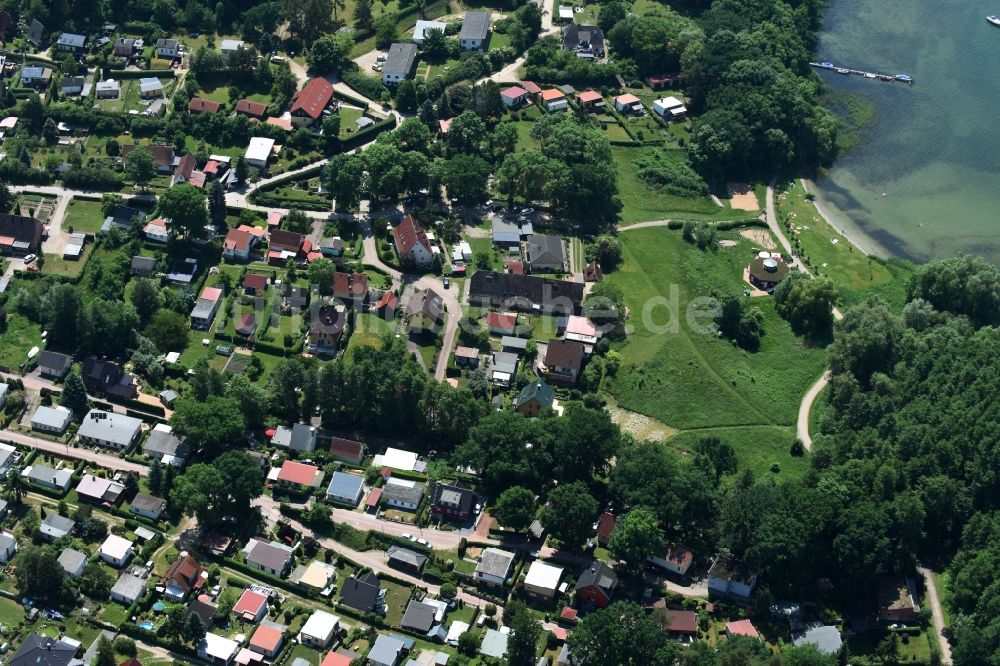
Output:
[
  {"xmin": 130, "ymin": 493, "xmax": 167, "ymax": 520},
  {"xmin": 459, "ymin": 12, "xmax": 490, "ymax": 50},
  {"xmin": 77, "ymin": 410, "xmax": 143, "ymax": 449},
  {"xmin": 56, "ymin": 33, "xmax": 86, "ymax": 51},
  {"xmin": 491, "ymin": 219, "xmax": 533, "ymax": 246},
  {"xmin": 326, "ymin": 472, "xmax": 365, "ymax": 506},
  {"xmin": 246, "ymin": 539, "xmax": 294, "ymax": 576},
  {"xmin": 158, "ymin": 389, "xmax": 179, "ymax": 406},
  {"xmin": 524, "ymin": 234, "xmax": 566, "ymax": 273},
  {"xmin": 61, "ymin": 76, "xmax": 85, "ymax": 94},
  {"xmin": 27, "ymin": 464, "xmax": 73, "ymax": 492},
  {"xmin": 143, "ymin": 425, "xmax": 188, "ymax": 464},
  {"xmin": 37, "ymin": 350, "xmax": 73, "ymax": 378},
  {"xmin": 489, "ymin": 351, "xmax": 519, "ymax": 385},
  {"xmin": 387, "ymin": 545, "xmax": 428, "ymax": 573},
  {"xmin": 368, "ymin": 634, "xmax": 407, "ymax": 666},
  {"xmin": 103, "ymin": 205, "xmax": 146, "ymax": 233},
  {"xmin": 111, "ymin": 572, "xmax": 147, "ymax": 605},
  {"xmin": 382, "ymin": 42, "xmax": 418, "ymax": 85},
  {"xmin": 26, "ymin": 19, "xmax": 46, "ymax": 45},
  {"xmin": 271, "ymin": 423, "xmax": 317, "ymax": 452},
  {"xmin": 474, "ymin": 548, "xmax": 515, "ymax": 586},
  {"xmin": 562, "ymin": 25, "xmax": 605, "ymax": 58},
  {"xmin": 40, "ymin": 514, "xmax": 75, "ymax": 540},
  {"xmin": 380, "ymin": 480, "xmax": 425, "ymax": 509},
  {"xmin": 0, "ymin": 532, "xmax": 17, "ymax": 563},
  {"xmin": 479, "ymin": 629, "xmax": 509, "ymax": 659},
  {"xmin": 401, "ymin": 600, "xmax": 437, "ymax": 633},
  {"xmin": 340, "ymin": 571, "xmax": 382, "ymax": 613},
  {"xmin": 501, "ymin": 336, "xmax": 529, "ymax": 353},
  {"xmin": 57, "ymin": 548, "xmax": 88, "ymax": 577}
]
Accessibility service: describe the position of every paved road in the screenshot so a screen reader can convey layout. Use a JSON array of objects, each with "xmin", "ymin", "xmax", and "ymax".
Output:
[
  {"xmin": 482, "ymin": 0, "xmax": 557, "ymax": 84},
  {"xmin": 919, "ymin": 566, "xmax": 953, "ymax": 665},
  {"xmin": 0, "ymin": 429, "xmax": 149, "ymax": 475}
]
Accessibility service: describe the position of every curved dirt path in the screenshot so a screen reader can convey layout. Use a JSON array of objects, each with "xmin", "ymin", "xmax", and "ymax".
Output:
[{"xmin": 796, "ymin": 371, "xmax": 829, "ymax": 450}]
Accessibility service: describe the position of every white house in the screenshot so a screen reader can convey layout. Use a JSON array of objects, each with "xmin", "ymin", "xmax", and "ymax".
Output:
[
  {"xmin": 459, "ymin": 12, "xmax": 490, "ymax": 51},
  {"xmin": 138, "ymin": 77, "xmax": 164, "ymax": 98},
  {"xmin": 100, "ymin": 534, "xmax": 134, "ymax": 568},
  {"xmin": 95, "ymin": 80, "xmax": 121, "ymax": 99},
  {"xmin": 30, "ymin": 405, "xmax": 72, "ymax": 434},
  {"xmin": 541, "ymin": 89, "xmax": 568, "ymax": 112},
  {"xmin": 372, "ymin": 447, "xmax": 421, "ymax": 472},
  {"xmin": 648, "ymin": 544, "xmax": 694, "ymax": 576},
  {"xmin": 155, "ymin": 38, "xmax": 180, "ymax": 58},
  {"xmin": 474, "ymin": 548, "xmax": 515, "ymax": 587},
  {"xmin": 523, "ymin": 560, "xmax": 563, "ymax": 600},
  {"xmin": 0, "ymin": 533, "xmax": 16, "ymax": 564},
  {"xmin": 244, "ymin": 136, "xmax": 275, "ymax": 171},
  {"xmin": 142, "ymin": 217, "xmax": 174, "ymax": 243},
  {"xmin": 111, "ymin": 572, "xmax": 146, "ymax": 605},
  {"xmin": 58, "ymin": 548, "xmax": 87, "ymax": 578},
  {"xmin": 381, "ymin": 478, "xmax": 424, "ymax": 511},
  {"xmin": 220, "ymin": 39, "xmax": 245, "ymax": 53},
  {"xmin": 613, "ymin": 93, "xmax": 643, "ymax": 114},
  {"xmin": 298, "ymin": 610, "xmax": 340, "ymax": 648},
  {"xmin": 77, "ymin": 410, "xmax": 143, "ymax": 450},
  {"xmin": 198, "ymin": 633, "xmax": 239, "ymax": 666},
  {"xmin": 707, "ymin": 553, "xmax": 757, "ymax": 600},
  {"xmin": 392, "ymin": 215, "xmax": 433, "ymax": 268},
  {"xmin": 412, "ymin": 20, "xmax": 446, "ymax": 45},
  {"xmin": 652, "ymin": 96, "xmax": 687, "ymax": 119}
]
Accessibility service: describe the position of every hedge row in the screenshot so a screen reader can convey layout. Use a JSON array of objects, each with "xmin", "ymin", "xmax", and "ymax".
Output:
[
  {"xmin": 106, "ymin": 68, "xmax": 177, "ymax": 79},
  {"xmin": 251, "ymin": 196, "xmax": 330, "ymax": 212},
  {"xmin": 337, "ymin": 115, "xmax": 397, "ymax": 152}
]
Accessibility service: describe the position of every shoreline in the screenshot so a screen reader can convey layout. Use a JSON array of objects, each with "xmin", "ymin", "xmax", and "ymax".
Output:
[{"xmin": 799, "ymin": 178, "xmax": 892, "ymax": 259}]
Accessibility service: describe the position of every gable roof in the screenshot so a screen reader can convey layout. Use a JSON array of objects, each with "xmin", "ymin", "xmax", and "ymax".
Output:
[
  {"xmin": 270, "ymin": 229, "xmax": 303, "ymax": 252},
  {"xmin": 470, "ymin": 270, "xmax": 583, "ymax": 310},
  {"xmin": 595, "ymin": 512, "xmax": 616, "ymax": 540},
  {"xmin": 189, "ymin": 97, "xmax": 223, "ymax": 114},
  {"xmin": 575, "ymin": 560, "xmax": 617, "ymax": 594},
  {"xmin": 37, "ymin": 350, "xmax": 72, "ymax": 373},
  {"xmin": 277, "ymin": 461, "xmax": 323, "ymax": 487},
  {"xmin": 460, "ymin": 12, "xmax": 491, "ymax": 41},
  {"xmin": 0, "ymin": 213, "xmax": 43, "ymax": 252},
  {"xmin": 406, "ymin": 288, "xmax": 444, "ymax": 322},
  {"xmin": 380, "ymin": 480, "xmax": 425, "ymax": 505},
  {"xmin": 291, "ymin": 78, "xmax": 334, "ymax": 119},
  {"xmin": 329, "ymin": 437, "xmax": 364, "ymax": 460},
  {"xmin": 501, "ymin": 86, "xmax": 528, "ymax": 100},
  {"xmin": 384, "ymin": 42, "xmax": 418, "ymax": 78},
  {"xmin": 10, "ymin": 636, "xmax": 78, "ymax": 666},
  {"xmin": 164, "ymin": 553, "xmax": 205, "ymax": 593},
  {"xmin": 664, "ymin": 610, "xmax": 698, "ymax": 634},
  {"xmin": 393, "ymin": 214, "xmax": 432, "ymax": 257},
  {"xmin": 476, "ymin": 548, "xmax": 515, "ymax": 579},
  {"xmin": 516, "ymin": 381, "xmax": 554, "ymax": 410},
  {"xmin": 234, "ymin": 98, "xmax": 268, "ymax": 117},
  {"xmin": 544, "ymin": 339, "xmax": 584, "ymax": 369},
  {"xmin": 386, "ymin": 545, "xmax": 428, "ymax": 569},
  {"xmin": 340, "ymin": 573, "xmax": 380, "ymax": 612}
]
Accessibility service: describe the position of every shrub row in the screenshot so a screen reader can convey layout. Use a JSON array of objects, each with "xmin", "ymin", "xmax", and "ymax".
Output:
[{"xmin": 106, "ymin": 68, "xmax": 177, "ymax": 79}]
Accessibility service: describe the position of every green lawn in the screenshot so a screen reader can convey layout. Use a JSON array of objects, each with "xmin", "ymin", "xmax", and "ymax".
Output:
[
  {"xmin": 382, "ymin": 580, "xmax": 413, "ymax": 627},
  {"xmin": 613, "ymin": 146, "xmax": 748, "ymax": 225},
  {"xmin": 666, "ymin": 425, "xmax": 809, "ymax": 481},
  {"xmin": 287, "ymin": 644, "xmax": 321, "ymax": 666},
  {"xmin": 465, "ymin": 236, "xmax": 506, "ymax": 271},
  {"xmin": 605, "ymin": 227, "xmax": 829, "ymax": 432},
  {"xmin": 0, "ymin": 596, "xmax": 24, "ymax": 624},
  {"xmin": 488, "ymin": 32, "xmax": 512, "ymax": 50},
  {"xmin": 0, "ymin": 313, "xmax": 43, "ymax": 369},
  {"xmin": 42, "ymin": 244, "xmax": 95, "ymax": 277},
  {"xmin": 346, "ymin": 312, "xmax": 395, "ymax": 358},
  {"xmin": 775, "ymin": 180, "xmax": 911, "ymax": 309},
  {"xmin": 64, "ymin": 198, "xmax": 107, "ymax": 233}
]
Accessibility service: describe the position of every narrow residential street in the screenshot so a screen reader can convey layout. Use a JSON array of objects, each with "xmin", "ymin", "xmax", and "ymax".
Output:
[{"xmin": 0, "ymin": 429, "xmax": 149, "ymax": 475}]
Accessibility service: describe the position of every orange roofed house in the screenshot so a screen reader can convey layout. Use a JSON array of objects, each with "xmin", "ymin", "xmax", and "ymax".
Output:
[
  {"xmin": 541, "ymin": 89, "xmax": 568, "ymax": 112},
  {"xmin": 577, "ymin": 90, "xmax": 604, "ymax": 110},
  {"xmin": 392, "ymin": 215, "xmax": 433, "ymax": 268},
  {"xmin": 291, "ymin": 78, "xmax": 335, "ymax": 127},
  {"xmin": 276, "ymin": 460, "xmax": 325, "ymax": 489}
]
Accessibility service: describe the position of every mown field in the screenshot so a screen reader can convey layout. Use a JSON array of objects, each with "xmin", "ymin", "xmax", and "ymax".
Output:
[{"xmin": 605, "ymin": 227, "xmax": 829, "ymax": 433}]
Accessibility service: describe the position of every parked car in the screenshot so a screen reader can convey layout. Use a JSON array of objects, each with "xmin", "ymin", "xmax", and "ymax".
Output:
[
  {"xmin": 443, "ymin": 276, "xmax": 451, "ymax": 288},
  {"xmin": 376, "ymin": 53, "xmax": 387, "ymax": 62},
  {"xmin": 23, "ymin": 254, "xmax": 37, "ymax": 264}
]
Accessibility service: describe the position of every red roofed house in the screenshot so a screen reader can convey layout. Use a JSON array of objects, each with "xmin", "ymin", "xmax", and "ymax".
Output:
[
  {"xmin": 188, "ymin": 171, "xmax": 207, "ymax": 188},
  {"xmin": 267, "ymin": 117, "xmax": 293, "ymax": 132},
  {"xmin": 577, "ymin": 90, "xmax": 604, "ymax": 110},
  {"xmin": 501, "ymin": 86, "xmax": 529, "ymax": 108},
  {"xmin": 374, "ymin": 291, "xmax": 398, "ymax": 318},
  {"xmin": 726, "ymin": 619, "xmax": 760, "ymax": 640},
  {"xmin": 506, "ymin": 260, "xmax": 524, "ymax": 275},
  {"xmin": 173, "ymin": 153, "xmax": 196, "ymax": 185},
  {"xmin": 649, "ymin": 544, "xmax": 694, "ymax": 577},
  {"xmin": 188, "ymin": 97, "xmax": 223, "ymax": 115},
  {"xmin": 269, "ymin": 229, "xmax": 303, "ymax": 264},
  {"xmin": 242, "ymin": 273, "xmax": 269, "ymax": 295},
  {"xmin": 319, "ymin": 652, "xmax": 354, "ymax": 666},
  {"xmin": 223, "ymin": 228, "xmax": 254, "ymax": 262},
  {"xmin": 122, "ymin": 144, "xmax": 174, "ymax": 174},
  {"xmin": 267, "ymin": 211, "xmax": 284, "ymax": 228},
  {"xmin": 332, "ymin": 272, "xmax": 369, "ymax": 305},
  {"xmin": 235, "ymin": 99, "xmax": 268, "ymax": 119},
  {"xmin": 162, "ymin": 553, "xmax": 206, "ymax": 601},
  {"xmin": 663, "ymin": 610, "xmax": 698, "ymax": 641},
  {"xmin": 520, "ymin": 80, "xmax": 542, "ymax": 96},
  {"xmin": 233, "ymin": 589, "xmax": 268, "ymax": 623},
  {"xmin": 0, "ymin": 214, "xmax": 43, "ymax": 256},
  {"xmin": 485, "ymin": 311, "xmax": 516, "ymax": 335},
  {"xmin": 248, "ymin": 624, "xmax": 284, "ymax": 658},
  {"xmin": 365, "ymin": 487, "xmax": 382, "ymax": 512},
  {"xmin": 559, "ymin": 607, "xmax": 578, "ymax": 624},
  {"xmin": 392, "ymin": 215, "xmax": 433, "ymax": 268},
  {"xmin": 595, "ymin": 511, "xmax": 616, "ymax": 546},
  {"xmin": 191, "ymin": 286, "xmax": 224, "ymax": 329},
  {"xmin": 291, "ymin": 78, "xmax": 335, "ymax": 127},
  {"xmin": 329, "ymin": 437, "xmax": 364, "ymax": 465},
  {"xmin": 540, "ymin": 89, "xmax": 568, "ymax": 112},
  {"xmin": 276, "ymin": 460, "xmax": 325, "ymax": 488}
]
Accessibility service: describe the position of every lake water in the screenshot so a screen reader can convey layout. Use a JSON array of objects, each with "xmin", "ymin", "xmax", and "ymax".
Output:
[{"xmin": 812, "ymin": 0, "xmax": 1000, "ymax": 264}]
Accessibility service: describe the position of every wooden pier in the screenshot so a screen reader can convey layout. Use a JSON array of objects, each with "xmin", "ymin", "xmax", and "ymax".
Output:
[{"xmin": 809, "ymin": 62, "xmax": 913, "ymax": 85}]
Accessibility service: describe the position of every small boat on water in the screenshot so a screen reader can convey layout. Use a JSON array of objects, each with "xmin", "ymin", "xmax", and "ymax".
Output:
[
  {"xmin": 879, "ymin": 74, "xmax": 893, "ymax": 81},
  {"xmin": 835, "ymin": 67, "xmax": 850, "ymax": 74},
  {"xmin": 988, "ymin": 15, "xmax": 1000, "ymax": 27},
  {"xmin": 864, "ymin": 72, "xmax": 876, "ymax": 79},
  {"xmin": 895, "ymin": 74, "xmax": 913, "ymax": 84},
  {"xmin": 820, "ymin": 61, "xmax": 834, "ymax": 68}
]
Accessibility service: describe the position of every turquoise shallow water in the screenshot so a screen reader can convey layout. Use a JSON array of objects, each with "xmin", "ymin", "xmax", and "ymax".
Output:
[{"xmin": 813, "ymin": 0, "xmax": 1000, "ymax": 263}]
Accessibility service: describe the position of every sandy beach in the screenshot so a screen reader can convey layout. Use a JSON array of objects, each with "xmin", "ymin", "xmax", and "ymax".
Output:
[{"xmin": 800, "ymin": 178, "xmax": 890, "ymax": 258}]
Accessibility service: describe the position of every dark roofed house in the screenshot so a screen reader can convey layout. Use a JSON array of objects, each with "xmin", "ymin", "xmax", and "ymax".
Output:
[
  {"xmin": 515, "ymin": 381, "xmax": 554, "ymax": 417},
  {"xmin": 400, "ymin": 600, "xmax": 436, "ymax": 633},
  {"xmin": 386, "ymin": 546, "xmax": 428, "ymax": 574},
  {"xmin": 584, "ymin": 261, "xmax": 603, "ymax": 282},
  {"xmin": 340, "ymin": 571, "xmax": 382, "ymax": 613},
  {"xmin": 543, "ymin": 339, "xmax": 585, "ymax": 384},
  {"xmin": 662, "ymin": 610, "xmax": 698, "ymax": 639},
  {"xmin": 0, "ymin": 213, "xmax": 43, "ymax": 256},
  {"xmin": 103, "ymin": 205, "xmax": 146, "ymax": 233},
  {"xmin": 747, "ymin": 255, "xmax": 790, "ymax": 291},
  {"xmin": 130, "ymin": 493, "xmax": 167, "ymax": 520},
  {"xmin": 562, "ymin": 25, "xmax": 605, "ymax": 59},
  {"xmin": 290, "ymin": 78, "xmax": 335, "ymax": 126},
  {"xmin": 380, "ymin": 481, "xmax": 424, "ymax": 510},
  {"xmin": 329, "ymin": 437, "xmax": 364, "ymax": 465},
  {"xmin": 405, "ymin": 288, "xmax": 444, "ymax": 333},
  {"xmin": 430, "ymin": 482, "xmax": 476, "ymax": 521},
  {"xmin": 878, "ymin": 577, "xmax": 920, "ymax": 622},
  {"xmin": 81, "ymin": 356, "xmax": 138, "ymax": 400},
  {"xmin": 575, "ymin": 561, "xmax": 617, "ymax": 609},
  {"xmin": 246, "ymin": 539, "xmax": 294, "ymax": 577},
  {"xmin": 9, "ymin": 635, "xmax": 82, "ymax": 666},
  {"xmin": 470, "ymin": 270, "xmax": 583, "ymax": 314},
  {"xmin": 524, "ymin": 234, "xmax": 566, "ymax": 273},
  {"xmin": 308, "ymin": 305, "xmax": 347, "ymax": 354},
  {"xmin": 707, "ymin": 553, "xmax": 757, "ymax": 600},
  {"xmin": 131, "ymin": 256, "xmax": 157, "ymax": 276},
  {"xmin": 37, "ymin": 350, "xmax": 73, "ymax": 379}
]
